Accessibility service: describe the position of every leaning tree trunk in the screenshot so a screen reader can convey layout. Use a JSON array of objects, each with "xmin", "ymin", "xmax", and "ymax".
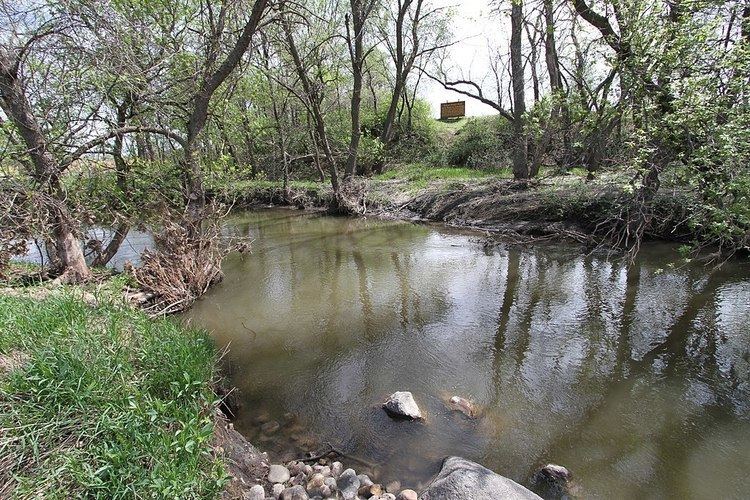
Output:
[{"xmin": 0, "ymin": 57, "xmax": 91, "ymax": 281}]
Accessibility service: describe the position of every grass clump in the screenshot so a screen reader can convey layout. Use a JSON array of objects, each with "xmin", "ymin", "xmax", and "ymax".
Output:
[{"xmin": 0, "ymin": 293, "xmax": 226, "ymax": 498}]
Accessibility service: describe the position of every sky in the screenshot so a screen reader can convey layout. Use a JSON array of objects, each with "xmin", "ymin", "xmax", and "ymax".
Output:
[{"xmin": 421, "ymin": 0, "xmax": 507, "ymax": 118}]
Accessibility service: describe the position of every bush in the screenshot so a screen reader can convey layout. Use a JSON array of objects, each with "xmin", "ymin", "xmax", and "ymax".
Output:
[{"xmin": 445, "ymin": 117, "xmax": 512, "ymax": 169}]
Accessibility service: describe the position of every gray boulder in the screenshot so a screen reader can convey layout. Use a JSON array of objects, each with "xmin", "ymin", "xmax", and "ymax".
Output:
[
  {"xmin": 419, "ymin": 457, "xmax": 542, "ymax": 500},
  {"xmin": 383, "ymin": 391, "xmax": 423, "ymax": 420}
]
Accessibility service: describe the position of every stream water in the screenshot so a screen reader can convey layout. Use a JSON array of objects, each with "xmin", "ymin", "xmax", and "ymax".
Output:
[{"xmin": 179, "ymin": 209, "xmax": 749, "ymax": 498}]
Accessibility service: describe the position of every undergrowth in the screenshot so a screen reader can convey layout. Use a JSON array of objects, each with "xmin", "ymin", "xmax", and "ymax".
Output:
[{"xmin": 0, "ymin": 293, "xmax": 226, "ymax": 498}]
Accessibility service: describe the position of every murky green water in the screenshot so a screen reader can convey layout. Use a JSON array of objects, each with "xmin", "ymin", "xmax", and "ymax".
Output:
[{"xmin": 185, "ymin": 209, "xmax": 750, "ymax": 499}]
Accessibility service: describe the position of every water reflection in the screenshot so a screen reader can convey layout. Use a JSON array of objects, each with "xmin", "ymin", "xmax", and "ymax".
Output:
[{"xmin": 185, "ymin": 209, "xmax": 750, "ymax": 499}]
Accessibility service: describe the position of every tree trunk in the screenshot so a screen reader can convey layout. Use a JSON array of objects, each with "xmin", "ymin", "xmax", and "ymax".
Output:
[
  {"xmin": 510, "ymin": 0, "xmax": 528, "ymax": 180},
  {"xmin": 0, "ymin": 54, "xmax": 90, "ymax": 281},
  {"xmin": 345, "ymin": 3, "xmax": 368, "ymax": 178},
  {"xmin": 282, "ymin": 17, "xmax": 341, "ymax": 203}
]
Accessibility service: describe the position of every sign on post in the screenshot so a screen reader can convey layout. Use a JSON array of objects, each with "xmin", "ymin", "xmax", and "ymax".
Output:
[{"xmin": 440, "ymin": 101, "xmax": 466, "ymax": 119}]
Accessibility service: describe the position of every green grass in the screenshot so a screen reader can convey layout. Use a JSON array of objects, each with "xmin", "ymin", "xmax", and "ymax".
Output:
[
  {"xmin": 0, "ymin": 292, "xmax": 226, "ymax": 498},
  {"xmin": 374, "ymin": 163, "xmax": 512, "ymax": 183}
]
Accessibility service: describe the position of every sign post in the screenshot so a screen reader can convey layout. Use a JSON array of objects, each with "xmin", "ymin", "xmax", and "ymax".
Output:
[{"xmin": 440, "ymin": 101, "xmax": 466, "ymax": 120}]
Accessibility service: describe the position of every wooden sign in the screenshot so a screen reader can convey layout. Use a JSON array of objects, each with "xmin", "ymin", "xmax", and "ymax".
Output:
[{"xmin": 440, "ymin": 101, "xmax": 466, "ymax": 119}]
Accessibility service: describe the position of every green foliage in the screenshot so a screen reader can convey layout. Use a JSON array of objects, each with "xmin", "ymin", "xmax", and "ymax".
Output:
[
  {"xmin": 0, "ymin": 294, "xmax": 226, "ymax": 498},
  {"xmin": 445, "ymin": 117, "xmax": 512, "ymax": 168}
]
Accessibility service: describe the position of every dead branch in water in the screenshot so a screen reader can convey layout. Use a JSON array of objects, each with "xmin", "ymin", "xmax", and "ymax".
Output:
[
  {"xmin": 297, "ymin": 442, "xmax": 376, "ymax": 469},
  {"xmin": 128, "ymin": 204, "xmax": 239, "ymax": 316}
]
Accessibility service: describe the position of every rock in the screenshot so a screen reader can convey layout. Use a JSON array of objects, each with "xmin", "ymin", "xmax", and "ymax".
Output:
[
  {"xmin": 268, "ymin": 464, "xmax": 291, "ymax": 484},
  {"xmin": 419, "ymin": 457, "xmax": 542, "ymax": 500},
  {"xmin": 273, "ymin": 483, "xmax": 285, "ymax": 499},
  {"xmin": 383, "ymin": 391, "xmax": 423, "ymax": 420},
  {"xmin": 338, "ymin": 468, "xmax": 361, "ymax": 500},
  {"xmin": 385, "ymin": 481, "xmax": 401, "ymax": 493},
  {"xmin": 306, "ymin": 473, "xmax": 326, "ymax": 495},
  {"xmin": 262, "ymin": 420, "xmax": 281, "ymax": 434},
  {"xmin": 381, "ymin": 494, "xmax": 397, "ymax": 500},
  {"xmin": 303, "ymin": 464, "xmax": 313, "ymax": 476},
  {"xmin": 357, "ymin": 474, "xmax": 373, "ymax": 487},
  {"xmin": 280, "ymin": 485, "xmax": 309, "ymax": 500},
  {"xmin": 320, "ymin": 485, "xmax": 332, "ymax": 497},
  {"xmin": 245, "ymin": 484, "xmax": 266, "ymax": 500},
  {"xmin": 447, "ymin": 395, "xmax": 477, "ymax": 418},
  {"xmin": 531, "ymin": 463, "xmax": 574, "ymax": 499},
  {"xmin": 291, "ymin": 473, "xmax": 307, "ymax": 486},
  {"xmin": 324, "ymin": 477, "xmax": 337, "ymax": 491},
  {"xmin": 330, "ymin": 461, "xmax": 344, "ymax": 478},
  {"xmin": 358, "ymin": 483, "xmax": 383, "ymax": 498},
  {"xmin": 313, "ymin": 465, "xmax": 331, "ymax": 477},
  {"xmin": 397, "ymin": 490, "xmax": 418, "ymax": 500}
]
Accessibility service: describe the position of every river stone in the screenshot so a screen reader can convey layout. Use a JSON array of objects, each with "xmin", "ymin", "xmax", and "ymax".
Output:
[
  {"xmin": 383, "ymin": 391, "xmax": 423, "ymax": 420},
  {"xmin": 307, "ymin": 473, "xmax": 326, "ymax": 495},
  {"xmin": 381, "ymin": 494, "xmax": 397, "ymax": 500},
  {"xmin": 338, "ymin": 468, "xmax": 361, "ymax": 500},
  {"xmin": 330, "ymin": 461, "xmax": 343, "ymax": 478},
  {"xmin": 531, "ymin": 463, "xmax": 573, "ymax": 499},
  {"xmin": 396, "ymin": 490, "xmax": 418, "ymax": 500},
  {"xmin": 419, "ymin": 457, "xmax": 542, "ymax": 500},
  {"xmin": 324, "ymin": 476, "xmax": 337, "ymax": 491},
  {"xmin": 280, "ymin": 485, "xmax": 309, "ymax": 500},
  {"xmin": 385, "ymin": 481, "xmax": 401, "ymax": 493},
  {"xmin": 273, "ymin": 483, "xmax": 285, "ymax": 499},
  {"xmin": 268, "ymin": 464, "xmax": 291, "ymax": 484},
  {"xmin": 448, "ymin": 395, "xmax": 477, "ymax": 418},
  {"xmin": 245, "ymin": 484, "xmax": 266, "ymax": 500},
  {"xmin": 357, "ymin": 474, "xmax": 373, "ymax": 487}
]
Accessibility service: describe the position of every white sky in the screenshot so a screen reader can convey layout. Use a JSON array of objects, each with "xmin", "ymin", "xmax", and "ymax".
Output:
[{"xmin": 421, "ymin": 0, "xmax": 506, "ymax": 118}]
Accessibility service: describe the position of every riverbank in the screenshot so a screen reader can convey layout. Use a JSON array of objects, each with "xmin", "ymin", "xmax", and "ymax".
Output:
[
  {"xmin": 207, "ymin": 165, "xmax": 699, "ymax": 250},
  {"xmin": 0, "ymin": 281, "xmax": 240, "ymax": 497},
  {"xmin": 0, "ymin": 276, "xmax": 438, "ymax": 499}
]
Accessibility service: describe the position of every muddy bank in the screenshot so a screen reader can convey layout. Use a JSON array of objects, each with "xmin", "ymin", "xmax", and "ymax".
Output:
[{"xmin": 212, "ymin": 178, "xmax": 696, "ymax": 247}]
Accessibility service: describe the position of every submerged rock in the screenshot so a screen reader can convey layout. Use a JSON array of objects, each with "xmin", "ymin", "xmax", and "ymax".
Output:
[
  {"xmin": 268, "ymin": 464, "xmax": 291, "ymax": 484},
  {"xmin": 261, "ymin": 420, "xmax": 281, "ymax": 434},
  {"xmin": 383, "ymin": 391, "xmax": 423, "ymax": 420},
  {"xmin": 419, "ymin": 456, "xmax": 542, "ymax": 500},
  {"xmin": 447, "ymin": 395, "xmax": 478, "ymax": 418},
  {"xmin": 531, "ymin": 463, "xmax": 575, "ymax": 499}
]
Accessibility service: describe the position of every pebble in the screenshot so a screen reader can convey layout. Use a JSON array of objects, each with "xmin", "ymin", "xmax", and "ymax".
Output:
[
  {"xmin": 357, "ymin": 474, "xmax": 373, "ymax": 487},
  {"xmin": 381, "ymin": 494, "xmax": 397, "ymax": 500},
  {"xmin": 323, "ymin": 476, "xmax": 337, "ymax": 491},
  {"xmin": 396, "ymin": 489, "xmax": 418, "ymax": 500},
  {"xmin": 272, "ymin": 483, "xmax": 285, "ymax": 499},
  {"xmin": 291, "ymin": 472, "xmax": 307, "ymax": 486},
  {"xmin": 386, "ymin": 481, "xmax": 401, "ymax": 493},
  {"xmin": 313, "ymin": 465, "xmax": 331, "ymax": 477},
  {"xmin": 358, "ymin": 483, "xmax": 383, "ymax": 498},
  {"xmin": 330, "ymin": 461, "xmax": 343, "ymax": 478},
  {"xmin": 268, "ymin": 464, "xmax": 291, "ymax": 484},
  {"xmin": 306, "ymin": 473, "xmax": 325, "ymax": 495},
  {"xmin": 245, "ymin": 484, "xmax": 265, "ymax": 500},
  {"xmin": 279, "ymin": 485, "xmax": 309, "ymax": 500},
  {"xmin": 337, "ymin": 468, "xmax": 361, "ymax": 500}
]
